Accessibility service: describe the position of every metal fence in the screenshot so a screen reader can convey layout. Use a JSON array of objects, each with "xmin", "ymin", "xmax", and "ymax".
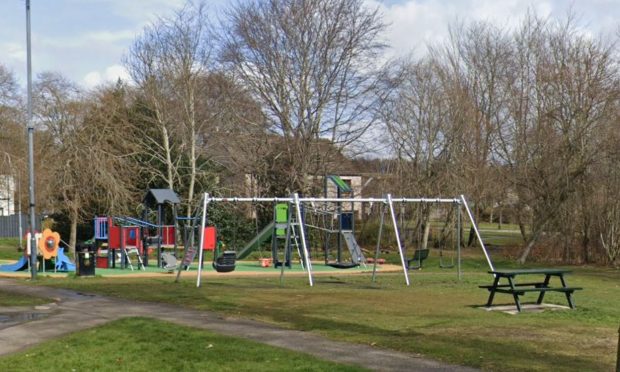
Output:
[{"xmin": 0, "ymin": 214, "xmax": 41, "ymax": 238}]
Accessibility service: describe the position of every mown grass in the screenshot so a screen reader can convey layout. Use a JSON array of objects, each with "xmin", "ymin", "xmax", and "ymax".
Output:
[
  {"xmin": 0, "ymin": 238, "xmax": 22, "ymax": 260},
  {"xmin": 31, "ymin": 259, "xmax": 620, "ymax": 372},
  {"xmin": 0, "ymin": 290, "xmax": 50, "ymax": 307},
  {"xmin": 0, "ymin": 317, "xmax": 364, "ymax": 371}
]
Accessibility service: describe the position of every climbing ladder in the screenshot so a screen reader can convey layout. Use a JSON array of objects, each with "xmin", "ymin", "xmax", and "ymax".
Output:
[
  {"xmin": 121, "ymin": 246, "xmax": 145, "ymax": 271},
  {"xmin": 288, "ymin": 221, "xmax": 305, "ymax": 270}
]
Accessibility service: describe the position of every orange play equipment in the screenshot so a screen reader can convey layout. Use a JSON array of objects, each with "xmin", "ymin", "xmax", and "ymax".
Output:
[{"xmin": 38, "ymin": 228, "xmax": 60, "ymax": 260}]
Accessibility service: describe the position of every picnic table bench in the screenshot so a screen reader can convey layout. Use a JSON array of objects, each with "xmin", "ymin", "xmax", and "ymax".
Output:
[{"xmin": 480, "ymin": 269, "xmax": 583, "ymax": 312}]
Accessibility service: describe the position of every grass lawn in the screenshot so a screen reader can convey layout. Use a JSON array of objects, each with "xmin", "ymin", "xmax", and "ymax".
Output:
[
  {"xmin": 0, "ymin": 290, "xmax": 50, "ymax": 307},
  {"xmin": 28, "ymin": 258, "xmax": 620, "ymax": 372},
  {"xmin": 0, "ymin": 238, "xmax": 22, "ymax": 260},
  {"xmin": 0, "ymin": 317, "xmax": 364, "ymax": 371}
]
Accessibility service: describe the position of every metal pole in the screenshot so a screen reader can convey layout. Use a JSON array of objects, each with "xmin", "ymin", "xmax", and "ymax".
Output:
[
  {"xmin": 204, "ymin": 196, "xmax": 460, "ymax": 204},
  {"xmin": 293, "ymin": 193, "xmax": 313, "ymax": 286},
  {"xmin": 157, "ymin": 203, "xmax": 162, "ymax": 267},
  {"xmin": 387, "ymin": 194, "xmax": 410, "ymax": 286},
  {"xmin": 371, "ymin": 202, "xmax": 386, "ymax": 283},
  {"xmin": 18, "ymin": 176, "xmax": 23, "ymax": 251},
  {"xmin": 279, "ymin": 200, "xmax": 292, "ymax": 285},
  {"xmin": 460, "ymin": 195, "xmax": 494, "ymax": 271},
  {"xmin": 195, "ymin": 193, "xmax": 208, "ymax": 287},
  {"xmin": 26, "ymin": 0, "xmax": 37, "ymax": 280}
]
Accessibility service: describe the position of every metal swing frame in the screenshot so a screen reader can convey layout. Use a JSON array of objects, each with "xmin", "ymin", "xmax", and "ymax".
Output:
[{"xmin": 194, "ymin": 193, "xmax": 494, "ymax": 288}]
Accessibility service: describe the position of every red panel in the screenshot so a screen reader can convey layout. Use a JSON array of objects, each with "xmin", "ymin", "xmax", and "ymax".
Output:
[
  {"xmin": 125, "ymin": 227, "xmax": 140, "ymax": 246},
  {"xmin": 162, "ymin": 226, "xmax": 175, "ymax": 246},
  {"xmin": 108, "ymin": 226, "xmax": 121, "ymax": 249},
  {"xmin": 96, "ymin": 256, "xmax": 108, "ymax": 269},
  {"xmin": 203, "ymin": 227, "xmax": 216, "ymax": 250}
]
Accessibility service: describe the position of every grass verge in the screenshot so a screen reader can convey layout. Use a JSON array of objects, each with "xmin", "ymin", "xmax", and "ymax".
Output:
[
  {"xmin": 31, "ymin": 261, "xmax": 620, "ymax": 372},
  {"xmin": 0, "ymin": 317, "xmax": 364, "ymax": 371},
  {"xmin": 0, "ymin": 290, "xmax": 50, "ymax": 307}
]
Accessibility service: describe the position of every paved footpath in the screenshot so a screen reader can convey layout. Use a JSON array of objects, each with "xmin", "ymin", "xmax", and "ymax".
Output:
[{"xmin": 0, "ymin": 279, "xmax": 478, "ymax": 371}]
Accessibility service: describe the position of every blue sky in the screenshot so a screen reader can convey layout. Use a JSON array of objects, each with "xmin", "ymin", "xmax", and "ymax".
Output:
[{"xmin": 1, "ymin": 0, "xmax": 618, "ymax": 89}]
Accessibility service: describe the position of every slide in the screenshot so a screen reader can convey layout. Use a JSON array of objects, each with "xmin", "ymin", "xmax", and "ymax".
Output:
[
  {"xmin": 237, "ymin": 221, "xmax": 275, "ymax": 260},
  {"xmin": 55, "ymin": 247, "xmax": 76, "ymax": 272},
  {"xmin": 0, "ymin": 256, "xmax": 29, "ymax": 272},
  {"xmin": 341, "ymin": 231, "xmax": 366, "ymax": 265}
]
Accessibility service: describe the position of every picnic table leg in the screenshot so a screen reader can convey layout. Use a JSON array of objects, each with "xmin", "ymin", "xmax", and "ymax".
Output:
[
  {"xmin": 557, "ymin": 274, "xmax": 577, "ymax": 309},
  {"xmin": 486, "ymin": 275, "xmax": 501, "ymax": 307},
  {"xmin": 536, "ymin": 274, "xmax": 552, "ymax": 304},
  {"xmin": 508, "ymin": 277, "xmax": 522, "ymax": 312}
]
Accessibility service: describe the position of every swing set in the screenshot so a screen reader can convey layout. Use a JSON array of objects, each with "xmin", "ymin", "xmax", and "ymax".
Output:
[
  {"xmin": 396, "ymin": 201, "xmax": 461, "ymax": 270},
  {"xmin": 190, "ymin": 193, "xmax": 495, "ymax": 288}
]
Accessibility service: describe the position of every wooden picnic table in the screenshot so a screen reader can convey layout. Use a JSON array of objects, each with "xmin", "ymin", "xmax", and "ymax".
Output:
[{"xmin": 480, "ymin": 268, "xmax": 583, "ymax": 312}]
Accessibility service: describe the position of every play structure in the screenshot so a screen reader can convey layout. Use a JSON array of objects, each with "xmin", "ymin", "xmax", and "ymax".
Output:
[
  {"xmin": 211, "ymin": 176, "xmax": 367, "ymax": 272},
  {"xmin": 192, "ymin": 192, "xmax": 495, "ymax": 288},
  {"xmin": 234, "ymin": 202, "xmax": 304, "ymax": 269},
  {"xmin": 308, "ymin": 175, "xmax": 366, "ymax": 269},
  {"xmin": 0, "ymin": 228, "xmax": 75, "ymax": 272},
  {"xmin": 93, "ymin": 189, "xmax": 181, "ymax": 270}
]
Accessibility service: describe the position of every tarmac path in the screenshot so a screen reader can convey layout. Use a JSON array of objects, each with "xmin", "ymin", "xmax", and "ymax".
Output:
[{"xmin": 0, "ymin": 278, "xmax": 479, "ymax": 371}]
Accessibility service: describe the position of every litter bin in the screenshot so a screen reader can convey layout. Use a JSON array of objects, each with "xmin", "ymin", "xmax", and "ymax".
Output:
[{"xmin": 76, "ymin": 243, "xmax": 96, "ymax": 276}]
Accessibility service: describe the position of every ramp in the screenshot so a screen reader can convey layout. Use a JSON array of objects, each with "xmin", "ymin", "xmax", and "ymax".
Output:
[
  {"xmin": 0, "ymin": 256, "xmax": 29, "ymax": 272},
  {"xmin": 340, "ymin": 231, "xmax": 366, "ymax": 264},
  {"xmin": 237, "ymin": 221, "xmax": 275, "ymax": 260}
]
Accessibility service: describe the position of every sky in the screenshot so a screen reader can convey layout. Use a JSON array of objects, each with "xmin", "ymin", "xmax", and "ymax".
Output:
[{"xmin": 0, "ymin": 0, "xmax": 618, "ymax": 89}]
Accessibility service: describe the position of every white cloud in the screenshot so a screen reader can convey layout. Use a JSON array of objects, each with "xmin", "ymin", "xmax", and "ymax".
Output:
[
  {"xmin": 39, "ymin": 29, "xmax": 137, "ymax": 49},
  {"xmin": 83, "ymin": 71, "xmax": 102, "ymax": 88},
  {"xmin": 365, "ymin": 0, "xmax": 561, "ymax": 60},
  {"xmin": 3, "ymin": 43, "xmax": 26, "ymax": 63},
  {"xmin": 82, "ymin": 64, "xmax": 130, "ymax": 89},
  {"xmin": 104, "ymin": 64, "xmax": 130, "ymax": 82}
]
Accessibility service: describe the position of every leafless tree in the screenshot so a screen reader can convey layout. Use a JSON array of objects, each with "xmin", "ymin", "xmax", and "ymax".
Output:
[
  {"xmin": 220, "ymin": 0, "xmax": 386, "ymax": 193},
  {"xmin": 34, "ymin": 73, "xmax": 137, "ymax": 255},
  {"xmin": 125, "ymin": 2, "xmax": 216, "ymax": 215}
]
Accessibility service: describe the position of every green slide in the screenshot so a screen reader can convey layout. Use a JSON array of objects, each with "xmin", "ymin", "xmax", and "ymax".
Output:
[{"xmin": 237, "ymin": 221, "xmax": 275, "ymax": 260}]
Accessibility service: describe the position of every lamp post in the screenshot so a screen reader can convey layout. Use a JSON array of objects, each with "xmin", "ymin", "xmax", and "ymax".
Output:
[{"xmin": 26, "ymin": 0, "xmax": 37, "ymax": 279}]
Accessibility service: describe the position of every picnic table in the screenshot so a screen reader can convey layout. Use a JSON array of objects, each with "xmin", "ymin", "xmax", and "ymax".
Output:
[{"xmin": 480, "ymin": 269, "xmax": 583, "ymax": 312}]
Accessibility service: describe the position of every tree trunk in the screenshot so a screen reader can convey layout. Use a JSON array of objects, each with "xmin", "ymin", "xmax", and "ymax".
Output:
[
  {"xmin": 69, "ymin": 207, "xmax": 78, "ymax": 258},
  {"xmin": 517, "ymin": 229, "xmax": 542, "ymax": 264}
]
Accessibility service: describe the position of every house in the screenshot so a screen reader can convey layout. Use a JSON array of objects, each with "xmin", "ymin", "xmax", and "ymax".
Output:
[{"xmin": 0, "ymin": 175, "xmax": 15, "ymax": 216}]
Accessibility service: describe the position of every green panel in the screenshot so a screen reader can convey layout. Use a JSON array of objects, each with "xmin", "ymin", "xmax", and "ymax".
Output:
[
  {"xmin": 328, "ymin": 175, "xmax": 352, "ymax": 192},
  {"xmin": 275, "ymin": 204, "xmax": 288, "ymax": 236},
  {"xmin": 275, "ymin": 204, "xmax": 288, "ymax": 223}
]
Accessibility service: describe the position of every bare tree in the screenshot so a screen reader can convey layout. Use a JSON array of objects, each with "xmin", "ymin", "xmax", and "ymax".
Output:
[
  {"xmin": 220, "ymin": 0, "xmax": 386, "ymax": 193},
  {"xmin": 125, "ymin": 2, "xmax": 216, "ymax": 215},
  {"xmin": 35, "ymin": 73, "xmax": 136, "ymax": 255}
]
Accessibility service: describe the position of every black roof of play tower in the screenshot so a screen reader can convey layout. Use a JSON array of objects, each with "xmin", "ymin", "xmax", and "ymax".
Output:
[{"xmin": 143, "ymin": 189, "xmax": 181, "ymax": 207}]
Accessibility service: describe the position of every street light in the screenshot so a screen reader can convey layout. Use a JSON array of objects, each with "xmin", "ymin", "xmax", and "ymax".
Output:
[{"xmin": 26, "ymin": 0, "xmax": 37, "ymax": 279}]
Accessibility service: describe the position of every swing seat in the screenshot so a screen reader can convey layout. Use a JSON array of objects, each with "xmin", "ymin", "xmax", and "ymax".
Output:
[
  {"xmin": 326, "ymin": 262, "xmax": 359, "ymax": 269},
  {"xmin": 407, "ymin": 249, "xmax": 429, "ymax": 270},
  {"xmin": 273, "ymin": 259, "xmax": 292, "ymax": 268},
  {"xmin": 161, "ymin": 252, "xmax": 177, "ymax": 271},
  {"xmin": 213, "ymin": 251, "xmax": 236, "ymax": 273}
]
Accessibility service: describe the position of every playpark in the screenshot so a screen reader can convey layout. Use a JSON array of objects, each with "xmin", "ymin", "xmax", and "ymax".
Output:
[{"xmin": 0, "ymin": 184, "xmax": 619, "ymax": 371}]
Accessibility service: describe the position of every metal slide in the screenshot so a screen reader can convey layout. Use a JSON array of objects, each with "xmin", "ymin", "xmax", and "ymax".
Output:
[
  {"xmin": 0, "ymin": 256, "xmax": 29, "ymax": 271},
  {"xmin": 237, "ymin": 221, "xmax": 276, "ymax": 260},
  {"xmin": 340, "ymin": 231, "xmax": 366, "ymax": 265}
]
